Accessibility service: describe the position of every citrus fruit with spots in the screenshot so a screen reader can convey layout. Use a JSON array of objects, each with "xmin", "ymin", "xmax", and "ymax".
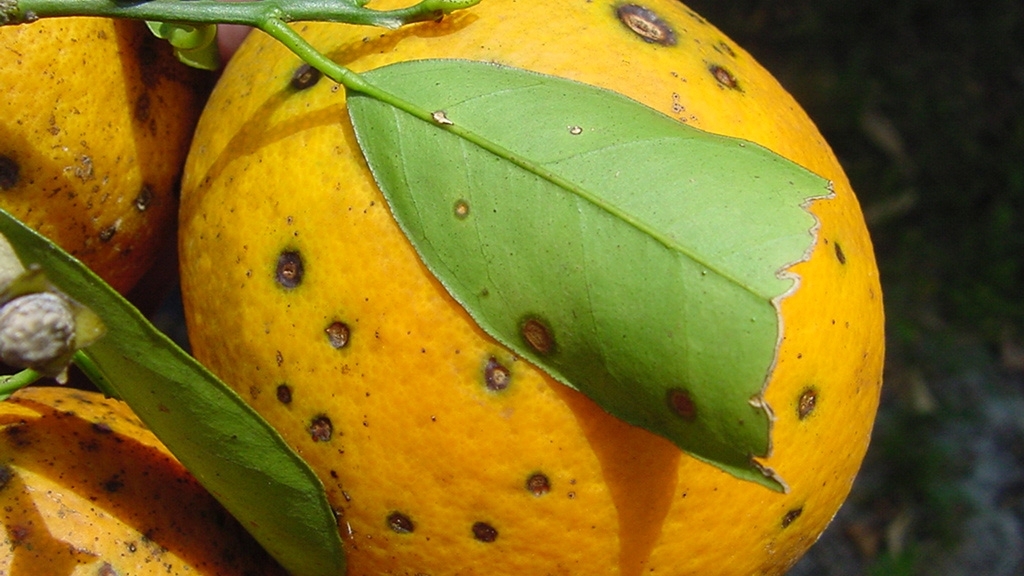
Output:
[
  {"xmin": 0, "ymin": 18, "xmax": 208, "ymax": 294},
  {"xmin": 180, "ymin": 1, "xmax": 884, "ymax": 574},
  {"xmin": 0, "ymin": 386, "xmax": 285, "ymax": 575}
]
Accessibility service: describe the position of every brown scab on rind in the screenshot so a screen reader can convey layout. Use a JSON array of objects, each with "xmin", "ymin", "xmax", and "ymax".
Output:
[
  {"xmin": 0, "ymin": 464, "xmax": 13, "ymax": 491},
  {"xmin": 526, "ymin": 472, "xmax": 551, "ymax": 496},
  {"xmin": 386, "ymin": 511, "xmax": 415, "ymax": 534},
  {"xmin": 709, "ymin": 64, "xmax": 741, "ymax": 91},
  {"xmin": 0, "ymin": 154, "xmax": 19, "ymax": 191},
  {"xmin": 472, "ymin": 521, "xmax": 498, "ymax": 542},
  {"xmin": 276, "ymin": 250, "xmax": 304, "ymax": 288},
  {"xmin": 484, "ymin": 357, "xmax": 511, "ymax": 391},
  {"xmin": 134, "ymin": 185, "xmax": 153, "ymax": 212},
  {"xmin": 781, "ymin": 507, "xmax": 804, "ymax": 528},
  {"xmin": 616, "ymin": 4, "xmax": 678, "ymax": 46},
  {"xmin": 325, "ymin": 321, "xmax": 350, "ymax": 349},
  {"xmin": 309, "ymin": 415, "xmax": 333, "ymax": 442},
  {"xmin": 276, "ymin": 383, "xmax": 293, "ymax": 405},
  {"xmin": 798, "ymin": 387, "xmax": 818, "ymax": 420}
]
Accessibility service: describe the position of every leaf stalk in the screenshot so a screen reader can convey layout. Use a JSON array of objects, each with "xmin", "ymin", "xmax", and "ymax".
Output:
[{"xmin": 2, "ymin": 0, "xmax": 476, "ymax": 28}]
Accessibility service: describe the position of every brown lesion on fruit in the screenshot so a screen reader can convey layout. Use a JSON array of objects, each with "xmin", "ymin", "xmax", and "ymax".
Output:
[
  {"xmin": 797, "ymin": 386, "xmax": 818, "ymax": 420},
  {"xmin": 526, "ymin": 472, "xmax": 551, "ymax": 496},
  {"xmin": 471, "ymin": 521, "xmax": 498, "ymax": 542},
  {"xmin": 71, "ymin": 154, "xmax": 94, "ymax": 182},
  {"xmin": 666, "ymin": 387, "xmax": 697, "ymax": 421},
  {"xmin": 781, "ymin": 506, "xmax": 804, "ymax": 528},
  {"xmin": 708, "ymin": 64, "xmax": 742, "ymax": 91},
  {"xmin": 834, "ymin": 241, "xmax": 847, "ymax": 265},
  {"xmin": 275, "ymin": 249, "xmax": 304, "ymax": 289},
  {"xmin": 0, "ymin": 154, "xmax": 20, "ymax": 190},
  {"xmin": 134, "ymin": 185, "xmax": 153, "ymax": 212},
  {"xmin": 386, "ymin": 511, "xmax": 415, "ymax": 534},
  {"xmin": 325, "ymin": 321, "xmax": 350, "ymax": 349},
  {"xmin": 615, "ymin": 4, "xmax": 678, "ymax": 46},
  {"xmin": 0, "ymin": 464, "xmax": 12, "ymax": 491},
  {"xmin": 309, "ymin": 415, "xmax": 333, "ymax": 442},
  {"xmin": 134, "ymin": 91, "xmax": 152, "ymax": 123},
  {"xmin": 102, "ymin": 475, "xmax": 124, "ymax": 493},
  {"xmin": 453, "ymin": 199, "xmax": 470, "ymax": 219},
  {"xmin": 483, "ymin": 356, "xmax": 511, "ymax": 391},
  {"xmin": 276, "ymin": 384, "xmax": 293, "ymax": 404},
  {"xmin": 521, "ymin": 317, "xmax": 555, "ymax": 355},
  {"xmin": 99, "ymin": 224, "xmax": 118, "ymax": 242},
  {"xmin": 714, "ymin": 40, "xmax": 737, "ymax": 58},
  {"xmin": 290, "ymin": 62, "xmax": 322, "ymax": 90}
]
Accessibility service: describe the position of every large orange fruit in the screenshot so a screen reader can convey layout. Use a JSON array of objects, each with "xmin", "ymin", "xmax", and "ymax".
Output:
[
  {"xmin": 180, "ymin": 1, "xmax": 884, "ymax": 574},
  {"xmin": 0, "ymin": 18, "xmax": 208, "ymax": 294},
  {"xmin": 0, "ymin": 386, "xmax": 285, "ymax": 575}
]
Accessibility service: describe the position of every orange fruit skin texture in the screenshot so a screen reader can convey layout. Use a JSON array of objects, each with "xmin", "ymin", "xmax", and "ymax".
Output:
[
  {"xmin": 0, "ymin": 18, "xmax": 208, "ymax": 294},
  {"xmin": 180, "ymin": 1, "xmax": 885, "ymax": 574},
  {"xmin": 0, "ymin": 386, "xmax": 286, "ymax": 575}
]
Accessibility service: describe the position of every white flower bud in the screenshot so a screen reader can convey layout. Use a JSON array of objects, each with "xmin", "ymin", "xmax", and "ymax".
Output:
[{"xmin": 0, "ymin": 292, "xmax": 76, "ymax": 379}]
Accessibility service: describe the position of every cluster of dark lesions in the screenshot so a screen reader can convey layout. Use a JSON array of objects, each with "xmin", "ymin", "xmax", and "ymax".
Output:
[{"xmin": 378, "ymin": 471, "xmax": 556, "ymax": 544}]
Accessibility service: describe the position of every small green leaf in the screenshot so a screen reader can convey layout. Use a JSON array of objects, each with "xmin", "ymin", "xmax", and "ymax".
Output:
[
  {"xmin": 348, "ymin": 59, "xmax": 831, "ymax": 490},
  {"xmin": 146, "ymin": 20, "xmax": 219, "ymax": 70},
  {"xmin": 0, "ymin": 208, "xmax": 345, "ymax": 576}
]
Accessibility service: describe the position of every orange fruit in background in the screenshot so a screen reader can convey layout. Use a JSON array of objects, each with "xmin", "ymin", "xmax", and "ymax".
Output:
[
  {"xmin": 180, "ymin": 1, "xmax": 885, "ymax": 574},
  {"xmin": 0, "ymin": 18, "xmax": 209, "ymax": 294},
  {"xmin": 0, "ymin": 386, "xmax": 285, "ymax": 575}
]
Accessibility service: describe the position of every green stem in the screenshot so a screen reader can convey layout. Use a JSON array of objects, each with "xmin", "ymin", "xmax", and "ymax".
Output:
[
  {"xmin": 258, "ymin": 17, "xmax": 436, "ymax": 122},
  {"xmin": 73, "ymin": 350, "xmax": 118, "ymax": 398},
  {"xmin": 1, "ymin": 0, "xmax": 472, "ymax": 124},
  {"xmin": 0, "ymin": 367, "xmax": 42, "ymax": 401},
  {"xmin": 2, "ymin": 0, "xmax": 478, "ymax": 28}
]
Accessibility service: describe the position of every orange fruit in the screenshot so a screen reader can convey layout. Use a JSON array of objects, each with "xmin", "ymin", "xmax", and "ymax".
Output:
[
  {"xmin": 0, "ymin": 386, "xmax": 285, "ymax": 575},
  {"xmin": 0, "ymin": 18, "xmax": 209, "ymax": 294},
  {"xmin": 180, "ymin": 1, "xmax": 884, "ymax": 574}
]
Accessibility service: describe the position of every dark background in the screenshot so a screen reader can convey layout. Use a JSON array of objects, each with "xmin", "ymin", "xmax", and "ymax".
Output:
[{"xmin": 684, "ymin": 1, "xmax": 1024, "ymax": 574}]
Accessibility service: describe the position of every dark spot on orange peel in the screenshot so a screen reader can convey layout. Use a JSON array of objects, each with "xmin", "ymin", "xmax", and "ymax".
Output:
[
  {"xmin": 709, "ymin": 64, "xmax": 741, "ymax": 90},
  {"xmin": 387, "ymin": 511, "xmax": 415, "ymax": 534},
  {"xmin": 782, "ymin": 507, "xmax": 803, "ymax": 528},
  {"xmin": 0, "ymin": 465, "xmax": 12, "ymax": 491},
  {"xmin": 0, "ymin": 154, "xmax": 21, "ymax": 190},
  {"xmin": 276, "ymin": 250, "xmax": 304, "ymax": 288},
  {"xmin": 276, "ymin": 383, "xmax": 293, "ymax": 404},
  {"xmin": 134, "ymin": 185, "xmax": 153, "ymax": 212},
  {"xmin": 472, "ymin": 521, "xmax": 498, "ymax": 542},
  {"xmin": 616, "ymin": 4, "xmax": 677, "ymax": 46},
  {"xmin": 526, "ymin": 473, "xmax": 551, "ymax": 496},
  {"xmin": 325, "ymin": 321, "xmax": 350, "ymax": 349},
  {"xmin": 798, "ymin": 387, "xmax": 818, "ymax": 420},
  {"xmin": 834, "ymin": 241, "xmax": 847, "ymax": 265},
  {"xmin": 667, "ymin": 388, "xmax": 697, "ymax": 421},
  {"xmin": 484, "ymin": 357, "xmax": 511, "ymax": 391},
  {"xmin": 99, "ymin": 224, "xmax": 117, "ymax": 242},
  {"xmin": 309, "ymin": 415, "xmax": 333, "ymax": 442}
]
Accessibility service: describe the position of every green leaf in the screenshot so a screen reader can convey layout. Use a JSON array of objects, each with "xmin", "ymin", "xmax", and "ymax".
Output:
[
  {"xmin": 348, "ymin": 59, "xmax": 831, "ymax": 490},
  {"xmin": 0, "ymin": 209, "xmax": 345, "ymax": 576},
  {"xmin": 146, "ymin": 20, "xmax": 220, "ymax": 70}
]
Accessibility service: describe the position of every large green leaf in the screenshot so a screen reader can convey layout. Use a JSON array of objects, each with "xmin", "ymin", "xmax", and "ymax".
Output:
[
  {"xmin": 0, "ymin": 209, "xmax": 345, "ymax": 576},
  {"xmin": 348, "ymin": 59, "xmax": 831, "ymax": 490}
]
